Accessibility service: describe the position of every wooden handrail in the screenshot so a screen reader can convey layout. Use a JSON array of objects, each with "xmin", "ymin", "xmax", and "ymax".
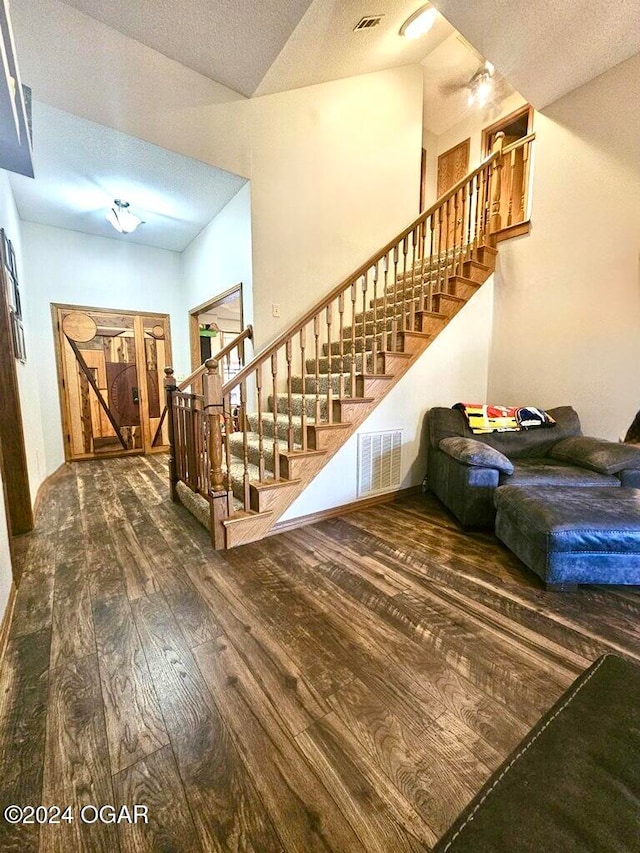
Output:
[
  {"xmin": 222, "ymin": 151, "xmax": 502, "ymax": 396},
  {"xmin": 502, "ymin": 132, "xmax": 536, "ymax": 157},
  {"xmin": 179, "ymin": 324, "xmax": 253, "ymax": 391}
]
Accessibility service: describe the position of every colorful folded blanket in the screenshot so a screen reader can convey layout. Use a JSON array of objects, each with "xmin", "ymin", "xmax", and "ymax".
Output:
[{"xmin": 454, "ymin": 403, "xmax": 556, "ymax": 434}]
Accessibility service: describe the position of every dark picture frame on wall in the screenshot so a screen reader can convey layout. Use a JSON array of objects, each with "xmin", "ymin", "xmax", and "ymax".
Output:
[{"xmin": 1, "ymin": 228, "xmax": 26, "ymax": 362}]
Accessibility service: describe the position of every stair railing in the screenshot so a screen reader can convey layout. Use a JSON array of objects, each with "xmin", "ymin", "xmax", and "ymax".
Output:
[
  {"xmin": 163, "ymin": 325, "xmax": 253, "ymax": 545},
  {"xmin": 170, "ymin": 130, "xmax": 538, "ymax": 533}
]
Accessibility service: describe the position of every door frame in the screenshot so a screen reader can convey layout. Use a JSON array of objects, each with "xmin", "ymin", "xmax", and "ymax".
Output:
[
  {"xmin": 52, "ymin": 302, "xmax": 173, "ymax": 461},
  {"xmin": 188, "ymin": 283, "xmax": 244, "ymax": 372},
  {"xmin": 481, "ymin": 104, "xmax": 533, "ymax": 157}
]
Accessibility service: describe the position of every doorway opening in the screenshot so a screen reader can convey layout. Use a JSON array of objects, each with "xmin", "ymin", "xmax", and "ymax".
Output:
[{"xmin": 188, "ymin": 284, "xmax": 244, "ymax": 396}]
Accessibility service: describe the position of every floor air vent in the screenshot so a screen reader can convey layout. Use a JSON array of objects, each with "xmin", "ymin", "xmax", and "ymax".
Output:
[{"xmin": 357, "ymin": 430, "xmax": 402, "ymax": 497}]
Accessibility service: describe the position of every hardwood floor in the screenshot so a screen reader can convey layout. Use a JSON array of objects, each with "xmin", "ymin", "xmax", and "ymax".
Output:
[{"xmin": 1, "ymin": 455, "xmax": 639, "ymax": 852}]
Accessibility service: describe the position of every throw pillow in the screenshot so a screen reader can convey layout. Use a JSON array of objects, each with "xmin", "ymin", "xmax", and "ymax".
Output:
[
  {"xmin": 550, "ymin": 436, "xmax": 640, "ymax": 474},
  {"xmin": 439, "ymin": 437, "xmax": 515, "ymax": 475}
]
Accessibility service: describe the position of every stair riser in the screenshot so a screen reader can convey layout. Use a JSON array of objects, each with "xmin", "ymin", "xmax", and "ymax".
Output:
[
  {"xmin": 247, "ymin": 413, "xmax": 304, "ymax": 444},
  {"xmin": 462, "ymin": 259, "xmax": 491, "ymax": 283},
  {"xmin": 323, "ymin": 334, "xmax": 392, "ymax": 357},
  {"xmin": 432, "ymin": 294, "xmax": 464, "ymax": 318},
  {"xmin": 269, "ymin": 394, "xmax": 329, "ymax": 419},
  {"xmin": 415, "ymin": 312, "xmax": 448, "ymax": 335},
  {"xmin": 307, "ymin": 354, "xmax": 368, "ymax": 374},
  {"xmin": 291, "ymin": 374, "xmax": 349, "ymax": 395},
  {"xmin": 228, "ymin": 434, "xmax": 278, "ymax": 472}
]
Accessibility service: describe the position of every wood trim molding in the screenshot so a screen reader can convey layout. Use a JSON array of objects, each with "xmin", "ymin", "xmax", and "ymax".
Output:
[
  {"xmin": 269, "ymin": 485, "xmax": 423, "ymax": 535},
  {"xmin": 494, "ymin": 220, "xmax": 531, "ymax": 242},
  {"xmin": 482, "ymin": 104, "xmax": 533, "ymax": 157},
  {"xmin": 189, "ymin": 283, "xmax": 244, "ymax": 372},
  {"xmin": 0, "ymin": 581, "xmax": 17, "ymax": 679},
  {"xmin": 32, "ymin": 463, "xmax": 65, "ymax": 520}
]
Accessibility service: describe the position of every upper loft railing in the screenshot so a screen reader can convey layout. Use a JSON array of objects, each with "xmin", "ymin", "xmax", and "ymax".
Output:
[{"xmin": 165, "ymin": 130, "xmax": 535, "ymax": 534}]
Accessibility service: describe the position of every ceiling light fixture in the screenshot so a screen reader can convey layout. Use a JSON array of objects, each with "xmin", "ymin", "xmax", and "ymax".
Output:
[
  {"xmin": 400, "ymin": 5, "xmax": 437, "ymax": 39},
  {"xmin": 468, "ymin": 68, "xmax": 493, "ymax": 107},
  {"xmin": 105, "ymin": 199, "xmax": 142, "ymax": 234}
]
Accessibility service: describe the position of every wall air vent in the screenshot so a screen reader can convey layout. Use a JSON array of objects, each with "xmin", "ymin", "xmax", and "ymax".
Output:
[
  {"xmin": 357, "ymin": 430, "xmax": 402, "ymax": 497},
  {"xmin": 353, "ymin": 15, "xmax": 384, "ymax": 31}
]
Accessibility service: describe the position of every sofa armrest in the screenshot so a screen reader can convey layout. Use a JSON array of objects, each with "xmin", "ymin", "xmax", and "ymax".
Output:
[
  {"xmin": 549, "ymin": 436, "xmax": 640, "ymax": 475},
  {"xmin": 439, "ymin": 437, "xmax": 514, "ymax": 475}
]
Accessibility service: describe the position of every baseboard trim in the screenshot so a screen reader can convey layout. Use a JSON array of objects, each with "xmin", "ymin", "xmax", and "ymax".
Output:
[
  {"xmin": 33, "ymin": 463, "xmax": 66, "ymax": 519},
  {"xmin": 0, "ymin": 582, "xmax": 17, "ymax": 679},
  {"xmin": 269, "ymin": 485, "xmax": 422, "ymax": 536},
  {"xmin": 495, "ymin": 220, "xmax": 531, "ymax": 242}
]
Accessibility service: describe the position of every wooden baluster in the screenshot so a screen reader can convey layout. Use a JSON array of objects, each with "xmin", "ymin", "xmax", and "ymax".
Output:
[
  {"xmin": 391, "ymin": 245, "xmax": 399, "ymax": 351},
  {"xmin": 271, "ymin": 352, "xmax": 280, "ymax": 480},
  {"xmin": 507, "ymin": 148, "xmax": 516, "ymax": 226},
  {"xmin": 350, "ymin": 282, "xmax": 357, "ymax": 395},
  {"xmin": 204, "ymin": 358, "xmax": 227, "ymax": 548},
  {"xmin": 360, "ymin": 273, "xmax": 368, "ymax": 375},
  {"xmin": 409, "ymin": 230, "xmax": 417, "ymax": 331},
  {"xmin": 465, "ymin": 179, "xmax": 473, "ymax": 261},
  {"xmin": 256, "ymin": 363, "xmax": 265, "ymax": 480},
  {"xmin": 521, "ymin": 140, "xmax": 531, "ymax": 222},
  {"xmin": 427, "ymin": 213, "xmax": 435, "ymax": 313},
  {"xmin": 286, "ymin": 338, "xmax": 294, "ymax": 448},
  {"xmin": 489, "ymin": 134, "xmax": 505, "ymax": 240},
  {"xmin": 325, "ymin": 304, "xmax": 333, "ymax": 423},
  {"xmin": 418, "ymin": 218, "xmax": 428, "ymax": 313},
  {"xmin": 314, "ymin": 314, "xmax": 321, "ymax": 421},
  {"xmin": 204, "ymin": 359, "xmax": 224, "ymax": 493},
  {"xmin": 457, "ymin": 188, "xmax": 467, "ymax": 276},
  {"xmin": 444, "ymin": 198, "xmax": 452, "ymax": 294},
  {"xmin": 474, "ymin": 172, "xmax": 482, "ymax": 249},
  {"xmin": 436, "ymin": 203, "xmax": 444, "ymax": 297},
  {"xmin": 164, "ymin": 367, "xmax": 178, "ymax": 501},
  {"xmin": 401, "ymin": 238, "xmax": 408, "ymax": 332},
  {"xmin": 371, "ymin": 264, "xmax": 379, "ymax": 369},
  {"xmin": 480, "ymin": 166, "xmax": 489, "ymax": 244},
  {"xmin": 381, "ymin": 254, "xmax": 389, "ymax": 364},
  {"xmin": 337, "ymin": 294, "xmax": 345, "ymax": 394},
  {"xmin": 240, "ymin": 380, "xmax": 250, "ymax": 509},
  {"xmin": 222, "ymin": 393, "xmax": 234, "ymax": 515},
  {"xmin": 452, "ymin": 190, "xmax": 460, "ymax": 278},
  {"xmin": 299, "ymin": 327, "xmax": 307, "ymax": 450}
]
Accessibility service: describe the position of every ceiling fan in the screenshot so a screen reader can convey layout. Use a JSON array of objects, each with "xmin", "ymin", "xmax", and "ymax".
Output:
[{"xmin": 438, "ymin": 37, "xmax": 510, "ymax": 107}]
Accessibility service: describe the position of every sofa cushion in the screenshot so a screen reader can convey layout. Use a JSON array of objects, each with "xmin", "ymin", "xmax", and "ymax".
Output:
[
  {"xmin": 439, "ymin": 437, "xmax": 514, "ymax": 474},
  {"xmin": 550, "ymin": 436, "xmax": 640, "ymax": 475},
  {"xmin": 427, "ymin": 406, "xmax": 582, "ymax": 459},
  {"xmin": 499, "ymin": 459, "xmax": 620, "ymax": 488}
]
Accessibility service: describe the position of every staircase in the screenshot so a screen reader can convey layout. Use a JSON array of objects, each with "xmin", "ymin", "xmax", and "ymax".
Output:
[{"xmin": 166, "ymin": 131, "xmax": 534, "ymax": 548}]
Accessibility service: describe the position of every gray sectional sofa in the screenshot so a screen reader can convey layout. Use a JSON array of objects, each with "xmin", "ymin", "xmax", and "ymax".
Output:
[{"xmin": 425, "ymin": 406, "xmax": 640, "ymax": 529}]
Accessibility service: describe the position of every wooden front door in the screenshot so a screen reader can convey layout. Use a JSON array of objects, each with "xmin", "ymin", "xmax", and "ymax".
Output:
[
  {"xmin": 53, "ymin": 305, "xmax": 172, "ymax": 461},
  {"xmin": 437, "ymin": 139, "xmax": 470, "ymax": 249}
]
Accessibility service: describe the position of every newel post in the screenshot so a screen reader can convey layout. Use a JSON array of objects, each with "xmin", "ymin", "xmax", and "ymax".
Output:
[
  {"xmin": 164, "ymin": 367, "xmax": 178, "ymax": 502},
  {"xmin": 489, "ymin": 130, "xmax": 505, "ymax": 243},
  {"xmin": 204, "ymin": 358, "xmax": 228, "ymax": 549}
]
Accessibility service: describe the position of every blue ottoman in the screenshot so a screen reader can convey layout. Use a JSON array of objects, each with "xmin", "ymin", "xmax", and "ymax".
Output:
[{"xmin": 494, "ymin": 486, "xmax": 640, "ymax": 589}]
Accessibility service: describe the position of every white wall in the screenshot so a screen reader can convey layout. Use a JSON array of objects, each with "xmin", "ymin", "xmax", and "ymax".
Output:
[
  {"xmin": 248, "ymin": 65, "xmax": 424, "ymax": 349},
  {"xmin": 488, "ymin": 53, "xmax": 640, "ymax": 440},
  {"xmin": 181, "ymin": 184, "xmax": 254, "ymax": 340},
  {"xmin": 0, "ymin": 172, "xmax": 47, "ymax": 502},
  {"xmin": 21, "ymin": 222, "xmax": 185, "ymax": 476},
  {"xmin": 282, "ymin": 279, "xmax": 494, "ymax": 520}
]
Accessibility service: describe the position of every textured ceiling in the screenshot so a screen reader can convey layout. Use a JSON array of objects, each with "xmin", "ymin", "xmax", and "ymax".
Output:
[
  {"xmin": 10, "ymin": 102, "xmax": 247, "ymax": 252},
  {"xmin": 59, "ymin": 0, "xmax": 315, "ymax": 97},
  {"xmin": 430, "ymin": 0, "xmax": 640, "ymax": 108},
  {"xmin": 255, "ymin": 0, "xmax": 454, "ymax": 96}
]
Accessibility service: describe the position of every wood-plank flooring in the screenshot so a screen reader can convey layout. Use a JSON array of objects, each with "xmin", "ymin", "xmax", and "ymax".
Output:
[{"xmin": 1, "ymin": 454, "xmax": 639, "ymax": 852}]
